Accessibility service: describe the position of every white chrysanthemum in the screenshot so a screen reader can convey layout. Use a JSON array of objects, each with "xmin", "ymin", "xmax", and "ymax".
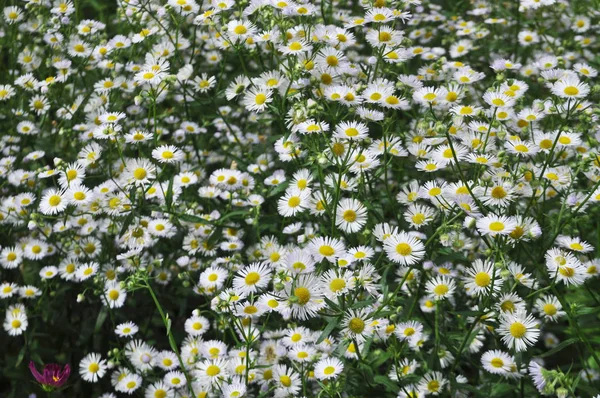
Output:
[
  {"xmin": 426, "ymin": 276, "xmax": 456, "ymax": 300},
  {"xmin": 152, "ymin": 145, "xmax": 184, "ymax": 163},
  {"xmin": 497, "ymin": 309, "xmax": 540, "ymax": 352},
  {"xmin": 115, "ymin": 322, "xmax": 139, "ymax": 338},
  {"xmin": 481, "ymin": 350, "xmax": 514, "ymax": 375},
  {"xmin": 463, "ymin": 259, "xmax": 503, "ymax": 296},
  {"xmin": 335, "ymin": 198, "xmax": 367, "ymax": 233},
  {"xmin": 79, "ymin": 353, "xmax": 108, "ymax": 383},
  {"xmin": 233, "ymin": 262, "xmax": 272, "ymax": 295},
  {"xmin": 40, "ymin": 189, "xmax": 67, "ymax": 215},
  {"xmin": 314, "ymin": 357, "xmax": 344, "ymax": 380},
  {"xmin": 383, "ymin": 232, "xmax": 426, "ymax": 265},
  {"xmin": 551, "ymin": 75, "xmax": 589, "ymax": 98}
]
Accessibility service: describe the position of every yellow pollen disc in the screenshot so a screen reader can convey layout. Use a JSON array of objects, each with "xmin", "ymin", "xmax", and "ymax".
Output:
[
  {"xmin": 543, "ymin": 303, "xmax": 557, "ymax": 316},
  {"xmin": 509, "ymin": 322, "xmax": 526, "ymax": 338},
  {"xmin": 343, "ymin": 209, "xmax": 356, "ymax": 222},
  {"xmin": 294, "ymin": 287, "xmax": 310, "ymax": 305},
  {"xmin": 559, "ymin": 267, "xmax": 574, "ymax": 277},
  {"xmin": 255, "ymin": 93, "xmax": 267, "ymax": 105},
  {"xmin": 326, "ymin": 55, "xmax": 339, "ymax": 66},
  {"xmin": 233, "ymin": 25, "xmax": 247, "ymax": 35},
  {"xmin": 288, "ymin": 196, "xmax": 301, "ymax": 207},
  {"xmin": 319, "ymin": 245, "xmax": 334, "ymax": 256},
  {"xmin": 279, "ymin": 375, "xmax": 291, "ymax": 387},
  {"xmin": 330, "ymin": 278, "xmax": 346, "ymax": 292},
  {"xmin": 491, "ymin": 186, "xmax": 507, "ymax": 199},
  {"xmin": 245, "ymin": 272, "xmax": 260, "ymax": 285},
  {"xmin": 474, "ymin": 272, "xmax": 490, "ymax": 287},
  {"xmin": 48, "ymin": 195, "xmax": 62, "ymax": 206},
  {"xmin": 205, "ymin": 365, "xmax": 220, "ymax": 376},
  {"xmin": 563, "ymin": 86, "xmax": 579, "ymax": 96},
  {"xmin": 348, "ymin": 317, "xmax": 365, "ymax": 333},
  {"xmin": 133, "ymin": 168, "xmax": 147, "ymax": 180},
  {"xmin": 289, "ymin": 42, "xmax": 302, "ymax": 51},
  {"xmin": 433, "ymin": 284, "xmax": 448, "ymax": 296},
  {"xmin": 489, "ymin": 221, "xmax": 505, "ymax": 232},
  {"xmin": 396, "ymin": 243, "xmax": 412, "ymax": 256}
]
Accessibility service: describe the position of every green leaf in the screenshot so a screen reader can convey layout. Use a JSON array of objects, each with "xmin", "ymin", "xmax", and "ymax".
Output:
[
  {"xmin": 165, "ymin": 314, "xmax": 172, "ymax": 336},
  {"xmin": 491, "ymin": 383, "xmax": 517, "ymax": 395},
  {"xmin": 266, "ymin": 182, "xmax": 289, "ymax": 198},
  {"xmin": 373, "ymin": 375, "xmax": 399, "ymax": 393},
  {"xmin": 539, "ymin": 338, "xmax": 579, "ymax": 358},
  {"xmin": 165, "ymin": 177, "xmax": 174, "ymax": 210},
  {"xmin": 15, "ymin": 346, "xmax": 26, "ymax": 368},
  {"xmin": 323, "ymin": 297, "xmax": 341, "ymax": 312},
  {"xmin": 458, "ymin": 383, "xmax": 488, "ymax": 396},
  {"xmin": 351, "ymin": 298, "xmax": 376, "ymax": 309},
  {"xmin": 217, "ymin": 210, "xmax": 249, "ymax": 223},
  {"xmin": 448, "ymin": 310, "xmax": 481, "ymax": 317},
  {"xmin": 370, "ymin": 352, "xmax": 391, "ymax": 368},
  {"xmin": 119, "ymin": 212, "xmax": 135, "ymax": 238},
  {"xmin": 94, "ymin": 308, "xmax": 108, "ymax": 333},
  {"xmin": 316, "ymin": 317, "xmax": 339, "ymax": 344},
  {"xmin": 178, "ymin": 213, "xmax": 214, "ymax": 225}
]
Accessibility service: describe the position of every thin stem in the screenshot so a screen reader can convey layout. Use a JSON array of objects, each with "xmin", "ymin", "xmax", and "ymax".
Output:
[{"xmin": 145, "ymin": 280, "xmax": 195, "ymax": 397}]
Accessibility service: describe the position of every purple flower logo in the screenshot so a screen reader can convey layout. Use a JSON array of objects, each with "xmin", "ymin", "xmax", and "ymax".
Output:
[{"xmin": 29, "ymin": 361, "xmax": 71, "ymax": 392}]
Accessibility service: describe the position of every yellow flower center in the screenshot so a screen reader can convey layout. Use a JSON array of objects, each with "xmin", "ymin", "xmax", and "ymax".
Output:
[
  {"xmin": 289, "ymin": 42, "xmax": 302, "ymax": 51},
  {"xmin": 509, "ymin": 322, "xmax": 527, "ymax": 338},
  {"xmin": 206, "ymin": 365, "xmax": 220, "ymax": 376},
  {"xmin": 319, "ymin": 245, "xmax": 334, "ymax": 256},
  {"xmin": 326, "ymin": 55, "xmax": 339, "ymax": 66},
  {"xmin": 491, "ymin": 186, "xmax": 506, "ymax": 199},
  {"xmin": 288, "ymin": 196, "xmax": 301, "ymax": 207},
  {"xmin": 543, "ymin": 303, "xmax": 557, "ymax": 316},
  {"xmin": 489, "ymin": 221, "xmax": 505, "ymax": 232},
  {"xmin": 563, "ymin": 86, "xmax": 579, "ymax": 96},
  {"xmin": 245, "ymin": 272, "xmax": 260, "ymax": 285},
  {"xmin": 348, "ymin": 317, "xmax": 365, "ymax": 334},
  {"xmin": 255, "ymin": 93, "xmax": 267, "ymax": 105},
  {"xmin": 396, "ymin": 243, "xmax": 412, "ymax": 256},
  {"xmin": 294, "ymin": 287, "xmax": 310, "ymax": 305},
  {"xmin": 433, "ymin": 284, "xmax": 449, "ymax": 296},
  {"xmin": 48, "ymin": 195, "xmax": 62, "ymax": 206},
  {"xmin": 474, "ymin": 272, "xmax": 490, "ymax": 287},
  {"xmin": 427, "ymin": 380, "xmax": 440, "ymax": 392},
  {"xmin": 330, "ymin": 278, "xmax": 346, "ymax": 292},
  {"xmin": 234, "ymin": 25, "xmax": 247, "ymax": 35},
  {"xmin": 559, "ymin": 267, "xmax": 574, "ymax": 277},
  {"xmin": 280, "ymin": 375, "xmax": 291, "ymax": 387},
  {"xmin": 133, "ymin": 168, "xmax": 147, "ymax": 180},
  {"xmin": 343, "ymin": 210, "xmax": 356, "ymax": 222}
]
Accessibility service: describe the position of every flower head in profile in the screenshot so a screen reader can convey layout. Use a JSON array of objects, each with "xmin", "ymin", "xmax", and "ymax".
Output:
[{"xmin": 29, "ymin": 361, "xmax": 71, "ymax": 391}]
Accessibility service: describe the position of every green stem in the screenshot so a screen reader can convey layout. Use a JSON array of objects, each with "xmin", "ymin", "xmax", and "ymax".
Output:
[{"xmin": 146, "ymin": 280, "xmax": 195, "ymax": 397}]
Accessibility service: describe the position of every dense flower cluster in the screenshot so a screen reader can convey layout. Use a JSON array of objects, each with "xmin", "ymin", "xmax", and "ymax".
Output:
[{"xmin": 1, "ymin": 0, "xmax": 600, "ymax": 397}]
